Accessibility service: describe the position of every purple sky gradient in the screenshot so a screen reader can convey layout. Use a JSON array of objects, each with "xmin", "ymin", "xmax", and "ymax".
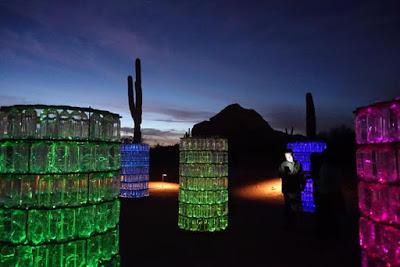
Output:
[{"xmin": 1, "ymin": 0, "xmax": 399, "ymax": 145}]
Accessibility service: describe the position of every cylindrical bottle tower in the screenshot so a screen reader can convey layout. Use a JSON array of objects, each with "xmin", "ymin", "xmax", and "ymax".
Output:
[
  {"xmin": 355, "ymin": 99, "xmax": 400, "ymax": 267},
  {"xmin": 0, "ymin": 105, "xmax": 121, "ymax": 266},
  {"xmin": 120, "ymin": 143, "xmax": 150, "ymax": 198},
  {"xmin": 178, "ymin": 137, "xmax": 228, "ymax": 232},
  {"xmin": 287, "ymin": 141, "xmax": 327, "ymax": 212}
]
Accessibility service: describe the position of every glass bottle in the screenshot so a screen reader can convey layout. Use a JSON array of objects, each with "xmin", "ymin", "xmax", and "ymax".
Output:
[
  {"xmin": 75, "ymin": 206, "xmax": 91, "ymax": 238},
  {"xmin": 371, "ymin": 183, "xmax": 389, "ymax": 222},
  {"xmin": 40, "ymin": 108, "xmax": 59, "ymax": 139},
  {"xmin": 48, "ymin": 208, "xmax": 61, "ymax": 241},
  {"xmin": 50, "ymin": 175, "xmax": 64, "ymax": 207},
  {"xmin": 358, "ymin": 182, "xmax": 372, "ymax": 217},
  {"xmin": 8, "ymin": 209, "xmax": 27, "ymax": 244},
  {"xmin": 375, "ymin": 145, "xmax": 397, "ymax": 183},
  {"xmin": 6, "ymin": 143, "xmax": 23, "ymax": 173},
  {"xmin": 21, "ymin": 108, "xmax": 37, "ymax": 138},
  {"xmin": 382, "ymin": 225, "xmax": 400, "ymax": 266},
  {"xmin": 71, "ymin": 110, "xmax": 83, "ymax": 139},
  {"xmin": 53, "ymin": 142, "xmax": 67, "ymax": 173},
  {"xmin": 78, "ymin": 174, "xmax": 88, "ymax": 204},
  {"xmin": 28, "ymin": 209, "xmax": 46, "ymax": 244},
  {"xmin": 13, "ymin": 142, "xmax": 29, "ymax": 174},
  {"xmin": 81, "ymin": 111, "xmax": 89, "ymax": 139},
  {"xmin": 63, "ymin": 208, "xmax": 76, "ymax": 240},
  {"xmin": 356, "ymin": 146, "xmax": 377, "ymax": 182},
  {"xmin": 10, "ymin": 176, "xmax": 22, "ymax": 208},
  {"xmin": 367, "ymin": 107, "xmax": 384, "ymax": 143},
  {"xmin": 37, "ymin": 175, "xmax": 51, "ymax": 207},
  {"xmin": 102, "ymin": 114, "xmax": 113, "ymax": 141},
  {"xmin": 356, "ymin": 111, "xmax": 368, "ymax": 144},
  {"xmin": 388, "ymin": 102, "xmax": 400, "ymax": 142},
  {"xmin": 0, "ymin": 111, "xmax": 8, "ymax": 138},
  {"xmin": 30, "ymin": 141, "xmax": 50, "ymax": 174},
  {"xmin": 79, "ymin": 142, "xmax": 93, "ymax": 172},
  {"xmin": 112, "ymin": 116, "xmax": 120, "ymax": 141},
  {"xmin": 89, "ymin": 112, "xmax": 102, "ymax": 140},
  {"xmin": 64, "ymin": 240, "xmax": 78, "ymax": 266},
  {"xmin": 7, "ymin": 108, "xmax": 22, "ymax": 138},
  {"xmin": 47, "ymin": 242, "xmax": 64, "ymax": 266},
  {"xmin": 87, "ymin": 234, "xmax": 101, "ymax": 266},
  {"xmin": 59, "ymin": 109, "xmax": 71, "ymax": 139}
]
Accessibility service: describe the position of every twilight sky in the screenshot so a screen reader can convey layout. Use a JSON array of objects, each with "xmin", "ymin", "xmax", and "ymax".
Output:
[{"xmin": 1, "ymin": 0, "xmax": 399, "ymax": 145}]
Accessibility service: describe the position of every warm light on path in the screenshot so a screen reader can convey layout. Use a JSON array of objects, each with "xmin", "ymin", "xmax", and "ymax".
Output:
[
  {"xmin": 148, "ymin": 179, "xmax": 283, "ymax": 202},
  {"xmin": 149, "ymin": 181, "xmax": 179, "ymax": 194},
  {"xmin": 233, "ymin": 178, "xmax": 283, "ymax": 203}
]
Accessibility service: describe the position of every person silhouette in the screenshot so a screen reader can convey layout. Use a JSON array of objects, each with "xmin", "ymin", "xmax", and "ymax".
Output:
[{"xmin": 278, "ymin": 149, "xmax": 304, "ymax": 225}]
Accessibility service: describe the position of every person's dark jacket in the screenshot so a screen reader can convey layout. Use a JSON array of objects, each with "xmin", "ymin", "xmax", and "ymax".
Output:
[{"xmin": 278, "ymin": 160, "xmax": 304, "ymax": 194}]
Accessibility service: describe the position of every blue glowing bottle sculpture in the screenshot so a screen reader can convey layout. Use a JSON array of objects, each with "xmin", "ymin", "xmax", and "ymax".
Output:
[
  {"xmin": 287, "ymin": 141, "xmax": 327, "ymax": 212},
  {"xmin": 120, "ymin": 143, "xmax": 150, "ymax": 198}
]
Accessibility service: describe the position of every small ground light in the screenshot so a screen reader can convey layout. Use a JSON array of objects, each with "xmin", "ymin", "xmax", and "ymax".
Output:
[{"xmin": 162, "ymin": 174, "xmax": 167, "ymax": 188}]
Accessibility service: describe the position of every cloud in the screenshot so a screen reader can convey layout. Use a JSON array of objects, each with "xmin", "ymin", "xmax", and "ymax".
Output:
[
  {"xmin": 0, "ymin": 2, "xmax": 168, "ymax": 79},
  {"xmin": 144, "ymin": 106, "xmax": 214, "ymax": 123},
  {"xmin": 261, "ymin": 103, "xmax": 354, "ymax": 135},
  {"xmin": 121, "ymin": 127, "xmax": 184, "ymax": 146}
]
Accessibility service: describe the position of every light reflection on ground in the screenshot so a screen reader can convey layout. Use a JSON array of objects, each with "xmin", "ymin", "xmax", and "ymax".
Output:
[
  {"xmin": 149, "ymin": 181, "xmax": 179, "ymax": 194},
  {"xmin": 233, "ymin": 178, "xmax": 284, "ymax": 203}
]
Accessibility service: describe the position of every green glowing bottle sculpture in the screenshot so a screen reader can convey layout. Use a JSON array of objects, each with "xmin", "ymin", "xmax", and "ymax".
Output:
[
  {"xmin": 178, "ymin": 137, "xmax": 229, "ymax": 232},
  {"xmin": 0, "ymin": 105, "xmax": 121, "ymax": 266}
]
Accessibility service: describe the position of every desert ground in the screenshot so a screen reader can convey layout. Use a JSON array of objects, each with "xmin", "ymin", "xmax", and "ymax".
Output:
[{"xmin": 119, "ymin": 178, "xmax": 359, "ymax": 267}]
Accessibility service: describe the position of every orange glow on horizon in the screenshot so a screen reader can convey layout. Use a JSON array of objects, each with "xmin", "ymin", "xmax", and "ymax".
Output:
[{"xmin": 233, "ymin": 178, "xmax": 283, "ymax": 203}]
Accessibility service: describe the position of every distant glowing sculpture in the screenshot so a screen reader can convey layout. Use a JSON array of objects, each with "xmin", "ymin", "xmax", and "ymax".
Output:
[
  {"xmin": 0, "ymin": 105, "xmax": 120, "ymax": 266},
  {"xmin": 178, "ymin": 137, "xmax": 228, "ymax": 232},
  {"xmin": 120, "ymin": 143, "xmax": 150, "ymax": 198},
  {"xmin": 287, "ymin": 141, "xmax": 327, "ymax": 212},
  {"xmin": 356, "ymin": 99, "xmax": 400, "ymax": 267}
]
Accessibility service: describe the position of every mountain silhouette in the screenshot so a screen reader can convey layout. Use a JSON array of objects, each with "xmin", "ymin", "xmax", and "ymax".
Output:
[
  {"xmin": 192, "ymin": 103, "xmax": 291, "ymax": 181},
  {"xmin": 192, "ymin": 103, "xmax": 274, "ymax": 135}
]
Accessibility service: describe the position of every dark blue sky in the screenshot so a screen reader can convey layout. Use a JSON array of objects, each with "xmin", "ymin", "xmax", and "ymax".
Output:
[{"xmin": 1, "ymin": 0, "xmax": 399, "ymax": 144}]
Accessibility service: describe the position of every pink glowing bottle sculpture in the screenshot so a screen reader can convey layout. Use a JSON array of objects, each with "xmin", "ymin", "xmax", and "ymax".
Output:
[
  {"xmin": 375, "ymin": 144, "xmax": 397, "ymax": 183},
  {"xmin": 355, "ymin": 98, "xmax": 400, "ymax": 267},
  {"xmin": 356, "ymin": 146, "xmax": 377, "ymax": 182},
  {"xmin": 356, "ymin": 109, "xmax": 368, "ymax": 144},
  {"xmin": 367, "ymin": 106, "xmax": 384, "ymax": 144}
]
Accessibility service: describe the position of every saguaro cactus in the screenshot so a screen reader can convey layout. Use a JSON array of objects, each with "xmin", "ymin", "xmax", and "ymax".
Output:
[
  {"xmin": 128, "ymin": 58, "xmax": 143, "ymax": 143},
  {"xmin": 306, "ymin": 92, "xmax": 316, "ymax": 137}
]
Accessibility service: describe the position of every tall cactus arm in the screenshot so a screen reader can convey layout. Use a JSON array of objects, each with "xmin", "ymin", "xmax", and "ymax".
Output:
[
  {"xmin": 128, "ymin": 75, "xmax": 135, "ymax": 118},
  {"xmin": 135, "ymin": 58, "xmax": 141, "ymax": 84},
  {"xmin": 306, "ymin": 92, "xmax": 316, "ymax": 137},
  {"xmin": 134, "ymin": 84, "xmax": 142, "ymax": 125}
]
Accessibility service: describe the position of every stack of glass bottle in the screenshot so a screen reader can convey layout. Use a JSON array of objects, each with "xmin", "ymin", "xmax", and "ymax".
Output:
[
  {"xmin": 355, "ymin": 100, "xmax": 400, "ymax": 267},
  {"xmin": 178, "ymin": 137, "xmax": 228, "ymax": 232},
  {"xmin": 287, "ymin": 141, "xmax": 327, "ymax": 212},
  {"xmin": 0, "ymin": 105, "xmax": 121, "ymax": 266},
  {"xmin": 120, "ymin": 143, "xmax": 150, "ymax": 198}
]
